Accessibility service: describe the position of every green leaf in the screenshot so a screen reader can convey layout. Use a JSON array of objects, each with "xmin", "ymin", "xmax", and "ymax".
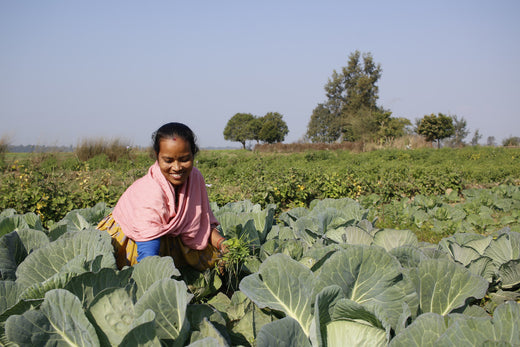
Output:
[
  {"xmin": 414, "ymin": 259, "xmax": 488, "ymax": 315},
  {"xmin": 315, "ymin": 245, "xmax": 418, "ymax": 330},
  {"xmin": 314, "ymin": 285, "xmax": 344, "ymax": 347},
  {"xmin": 389, "ymin": 313, "xmax": 448, "ymax": 347},
  {"xmin": 447, "ymin": 243, "xmax": 482, "ymax": 266},
  {"xmin": 326, "ymin": 319, "xmax": 387, "ymax": 347},
  {"xmin": 134, "ymin": 278, "xmax": 192, "ymax": 342},
  {"xmin": 20, "ymin": 271, "xmax": 77, "ymax": 300},
  {"xmin": 373, "ymin": 229, "xmax": 418, "ymax": 251},
  {"xmin": 484, "ymin": 231, "xmax": 520, "ymax": 265},
  {"xmin": 428, "ymin": 315, "xmax": 494, "ymax": 346},
  {"xmin": 0, "ymin": 281, "xmax": 26, "ymax": 316},
  {"xmin": 229, "ymin": 301, "xmax": 274, "ymax": 346},
  {"xmin": 187, "ymin": 304, "xmax": 229, "ymax": 343},
  {"xmin": 87, "ymin": 287, "xmax": 142, "ymax": 346},
  {"xmin": 332, "ymin": 299, "xmax": 387, "ymax": 330},
  {"xmin": 65, "ymin": 267, "xmax": 134, "ymax": 308},
  {"xmin": 119, "ymin": 309, "xmax": 161, "ymax": 347},
  {"xmin": 0, "ymin": 231, "xmax": 28, "ymax": 281},
  {"xmin": 491, "ymin": 301, "xmax": 520, "ymax": 343},
  {"xmin": 5, "ymin": 289, "xmax": 99, "ymax": 346},
  {"xmin": 131, "ymin": 256, "xmax": 180, "ymax": 300},
  {"xmin": 189, "ymin": 317, "xmax": 229, "ymax": 347},
  {"xmin": 239, "ymin": 253, "xmax": 314, "ymax": 336},
  {"xmin": 389, "ymin": 246, "xmax": 429, "ymax": 269},
  {"xmin": 256, "ymin": 317, "xmax": 312, "ymax": 347},
  {"xmin": 498, "ymin": 259, "xmax": 520, "ymax": 289},
  {"xmin": 15, "ymin": 229, "xmax": 115, "ymax": 289},
  {"xmin": 343, "ymin": 226, "xmax": 374, "ymax": 245}
]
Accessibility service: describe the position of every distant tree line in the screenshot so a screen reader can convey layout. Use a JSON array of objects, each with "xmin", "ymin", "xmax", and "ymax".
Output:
[
  {"xmin": 223, "ymin": 50, "xmax": 516, "ymax": 149},
  {"xmin": 7, "ymin": 145, "xmax": 74, "ymax": 153}
]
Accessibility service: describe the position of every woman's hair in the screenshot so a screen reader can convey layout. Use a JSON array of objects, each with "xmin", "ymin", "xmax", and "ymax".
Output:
[{"xmin": 152, "ymin": 122, "xmax": 199, "ymax": 156}]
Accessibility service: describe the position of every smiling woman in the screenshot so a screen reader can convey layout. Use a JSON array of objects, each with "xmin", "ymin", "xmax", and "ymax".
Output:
[{"xmin": 96, "ymin": 122, "xmax": 228, "ymax": 270}]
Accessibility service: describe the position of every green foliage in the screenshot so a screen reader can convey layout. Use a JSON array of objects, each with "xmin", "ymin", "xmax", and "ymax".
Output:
[
  {"xmin": 1, "ymin": 190, "xmax": 520, "ymax": 345},
  {"xmin": 223, "ymin": 112, "xmax": 289, "ymax": 148},
  {"xmin": 503, "ymin": 136, "xmax": 520, "ymax": 146},
  {"xmin": 257, "ymin": 112, "xmax": 289, "ymax": 144},
  {"xmin": 306, "ymin": 103, "xmax": 341, "ymax": 143},
  {"xmin": 416, "ymin": 113, "xmax": 455, "ymax": 148},
  {"xmin": 444, "ymin": 114, "xmax": 469, "ymax": 148},
  {"xmin": 0, "ymin": 153, "xmax": 151, "ymax": 227},
  {"xmin": 223, "ymin": 113, "xmax": 256, "ymax": 149},
  {"xmin": 306, "ymin": 50, "xmax": 410, "ymax": 143},
  {"xmin": 1, "ymin": 146, "xmax": 519, "ymax": 233}
]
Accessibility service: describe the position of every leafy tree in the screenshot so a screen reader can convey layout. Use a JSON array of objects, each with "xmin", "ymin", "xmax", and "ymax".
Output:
[
  {"xmin": 470, "ymin": 129, "xmax": 482, "ymax": 146},
  {"xmin": 374, "ymin": 112, "xmax": 412, "ymax": 141},
  {"xmin": 258, "ymin": 112, "xmax": 289, "ymax": 143},
  {"xmin": 306, "ymin": 103, "xmax": 341, "ymax": 143},
  {"xmin": 306, "ymin": 50, "xmax": 408, "ymax": 143},
  {"xmin": 223, "ymin": 113, "xmax": 256, "ymax": 149},
  {"xmin": 486, "ymin": 136, "xmax": 496, "ymax": 147},
  {"xmin": 416, "ymin": 113, "xmax": 455, "ymax": 148},
  {"xmin": 502, "ymin": 136, "xmax": 520, "ymax": 146},
  {"xmin": 445, "ymin": 115, "xmax": 469, "ymax": 148},
  {"xmin": 249, "ymin": 117, "xmax": 263, "ymax": 144}
]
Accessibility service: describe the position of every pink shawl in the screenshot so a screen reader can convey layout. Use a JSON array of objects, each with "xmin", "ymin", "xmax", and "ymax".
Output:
[{"xmin": 112, "ymin": 162, "xmax": 218, "ymax": 249}]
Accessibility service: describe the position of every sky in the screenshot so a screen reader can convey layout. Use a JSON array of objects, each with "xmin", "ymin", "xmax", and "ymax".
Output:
[{"xmin": 1, "ymin": 0, "xmax": 519, "ymax": 149}]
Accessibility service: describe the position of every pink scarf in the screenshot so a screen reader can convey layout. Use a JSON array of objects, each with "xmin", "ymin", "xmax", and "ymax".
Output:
[{"xmin": 112, "ymin": 162, "xmax": 218, "ymax": 250}]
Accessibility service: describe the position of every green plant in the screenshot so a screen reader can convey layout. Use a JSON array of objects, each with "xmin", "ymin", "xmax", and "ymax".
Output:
[{"xmin": 219, "ymin": 236, "xmax": 251, "ymax": 293}]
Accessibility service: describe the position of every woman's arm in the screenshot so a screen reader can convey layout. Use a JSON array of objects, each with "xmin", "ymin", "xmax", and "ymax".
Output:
[{"xmin": 209, "ymin": 228, "xmax": 227, "ymax": 253}]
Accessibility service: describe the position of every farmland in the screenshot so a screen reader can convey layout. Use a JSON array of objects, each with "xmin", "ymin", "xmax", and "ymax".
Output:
[
  {"xmin": 1, "ymin": 146, "xmax": 519, "ymax": 240},
  {"xmin": 1, "ymin": 146, "xmax": 520, "ymax": 345}
]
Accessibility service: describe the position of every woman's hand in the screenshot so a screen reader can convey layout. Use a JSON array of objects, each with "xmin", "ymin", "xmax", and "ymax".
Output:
[{"xmin": 210, "ymin": 228, "xmax": 228, "ymax": 254}]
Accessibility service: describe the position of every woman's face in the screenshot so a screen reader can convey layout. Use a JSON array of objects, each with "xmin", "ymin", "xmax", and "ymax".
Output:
[{"xmin": 157, "ymin": 137, "xmax": 194, "ymax": 186}]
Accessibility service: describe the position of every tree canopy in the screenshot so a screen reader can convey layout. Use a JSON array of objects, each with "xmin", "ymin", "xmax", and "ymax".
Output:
[
  {"xmin": 306, "ymin": 50, "xmax": 409, "ymax": 143},
  {"xmin": 258, "ymin": 112, "xmax": 289, "ymax": 144},
  {"xmin": 223, "ymin": 113, "xmax": 256, "ymax": 149},
  {"xmin": 224, "ymin": 112, "xmax": 289, "ymax": 148},
  {"xmin": 416, "ymin": 113, "xmax": 455, "ymax": 148},
  {"xmin": 444, "ymin": 115, "xmax": 469, "ymax": 148}
]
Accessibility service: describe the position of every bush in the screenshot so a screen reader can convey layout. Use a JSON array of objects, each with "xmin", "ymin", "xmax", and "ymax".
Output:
[
  {"xmin": 502, "ymin": 136, "xmax": 520, "ymax": 147},
  {"xmin": 75, "ymin": 138, "xmax": 132, "ymax": 162}
]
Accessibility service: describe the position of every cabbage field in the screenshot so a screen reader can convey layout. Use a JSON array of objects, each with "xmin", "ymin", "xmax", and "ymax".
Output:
[
  {"xmin": 1, "ymin": 147, "xmax": 520, "ymax": 346},
  {"xmin": 1, "ymin": 194, "xmax": 520, "ymax": 346}
]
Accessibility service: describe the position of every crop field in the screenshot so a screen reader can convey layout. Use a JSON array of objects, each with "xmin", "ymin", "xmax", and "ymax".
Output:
[{"xmin": 1, "ymin": 146, "xmax": 520, "ymax": 345}]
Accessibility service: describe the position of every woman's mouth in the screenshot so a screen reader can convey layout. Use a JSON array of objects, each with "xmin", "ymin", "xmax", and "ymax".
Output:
[{"xmin": 170, "ymin": 173, "xmax": 183, "ymax": 180}]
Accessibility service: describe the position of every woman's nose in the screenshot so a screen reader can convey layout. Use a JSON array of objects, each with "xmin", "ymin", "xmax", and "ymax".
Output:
[{"xmin": 172, "ymin": 161, "xmax": 181, "ymax": 171}]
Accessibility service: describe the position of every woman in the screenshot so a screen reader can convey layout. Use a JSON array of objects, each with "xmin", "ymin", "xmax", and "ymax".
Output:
[{"xmin": 97, "ymin": 122, "xmax": 226, "ymax": 270}]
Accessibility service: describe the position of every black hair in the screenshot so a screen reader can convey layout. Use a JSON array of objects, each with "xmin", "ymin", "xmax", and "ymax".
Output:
[{"xmin": 152, "ymin": 122, "xmax": 199, "ymax": 156}]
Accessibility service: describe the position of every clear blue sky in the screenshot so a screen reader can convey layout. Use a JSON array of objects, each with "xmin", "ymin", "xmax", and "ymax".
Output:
[{"xmin": 1, "ymin": 0, "xmax": 519, "ymax": 148}]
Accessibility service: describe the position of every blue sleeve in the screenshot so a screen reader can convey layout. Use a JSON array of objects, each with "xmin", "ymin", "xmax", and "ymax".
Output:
[{"xmin": 136, "ymin": 238, "xmax": 161, "ymax": 262}]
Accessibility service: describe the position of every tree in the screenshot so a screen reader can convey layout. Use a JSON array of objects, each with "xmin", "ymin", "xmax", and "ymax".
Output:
[
  {"xmin": 470, "ymin": 129, "xmax": 482, "ymax": 146},
  {"xmin": 416, "ymin": 113, "xmax": 455, "ymax": 148},
  {"xmin": 258, "ymin": 112, "xmax": 289, "ymax": 143},
  {"xmin": 306, "ymin": 50, "xmax": 412, "ymax": 143},
  {"xmin": 374, "ymin": 112, "xmax": 412, "ymax": 141},
  {"xmin": 223, "ymin": 113, "xmax": 256, "ymax": 149},
  {"xmin": 306, "ymin": 103, "xmax": 341, "ymax": 143},
  {"xmin": 249, "ymin": 117, "xmax": 263, "ymax": 144},
  {"xmin": 502, "ymin": 136, "xmax": 520, "ymax": 146},
  {"xmin": 487, "ymin": 136, "xmax": 496, "ymax": 147},
  {"xmin": 445, "ymin": 115, "xmax": 469, "ymax": 148}
]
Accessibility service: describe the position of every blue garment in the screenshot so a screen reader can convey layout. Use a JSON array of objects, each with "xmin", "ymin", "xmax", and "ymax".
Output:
[{"xmin": 136, "ymin": 238, "xmax": 161, "ymax": 262}]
